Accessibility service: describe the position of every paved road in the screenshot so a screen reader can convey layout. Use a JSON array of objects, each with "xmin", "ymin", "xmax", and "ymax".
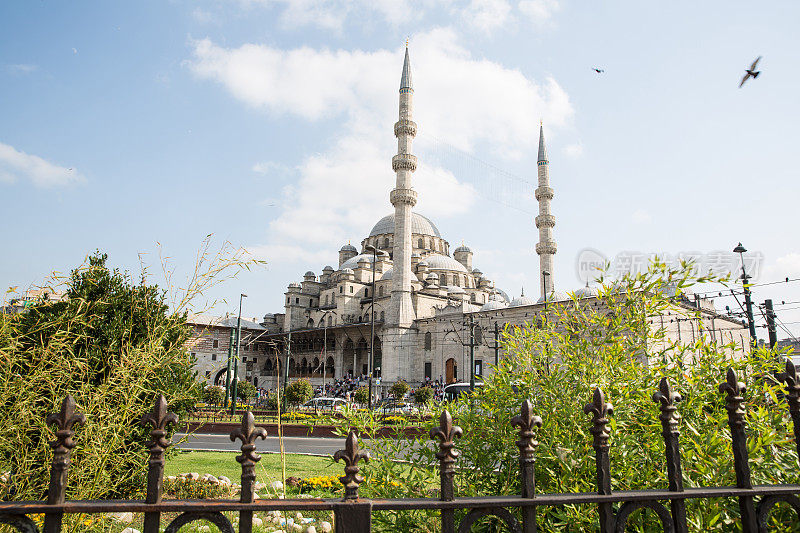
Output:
[{"xmin": 175, "ymin": 433, "xmax": 344, "ymax": 455}]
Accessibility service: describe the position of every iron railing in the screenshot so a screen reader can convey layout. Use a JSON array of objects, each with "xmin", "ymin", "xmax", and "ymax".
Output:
[{"xmin": 2, "ymin": 363, "xmax": 800, "ymax": 532}]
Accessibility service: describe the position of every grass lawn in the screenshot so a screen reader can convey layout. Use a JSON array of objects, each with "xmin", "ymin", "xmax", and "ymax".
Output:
[{"xmin": 166, "ymin": 450, "xmax": 337, "ymax": 484}]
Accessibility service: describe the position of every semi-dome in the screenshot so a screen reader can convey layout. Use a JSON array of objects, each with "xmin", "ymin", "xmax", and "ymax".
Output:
[
  {"xmin": 480, "ymin": 299, "xmax": 508, "ymax": 311},
  {"xmin": 369, "ymin": 212, "xmax": 441, "ymax": 238},
  {"xmin": 381, "ymin": 268, "xmax": 393, "ymax": 280},
  {"xmin": 446, "ymin": 285, "xmax": 466, "ymax": 294},
  {"xmin": 340, "ymin": 243, "xmax": 357, "ymax": 252},
  {"xmin": 339, "ymin": 253, "xmax": 374, "ymax": 270},
  {"xmin": 424, "ymin": 253, "xmax": 468, "ymax": 273}
]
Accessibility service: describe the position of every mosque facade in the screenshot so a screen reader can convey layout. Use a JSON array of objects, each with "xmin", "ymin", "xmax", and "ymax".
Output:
[{"xmin": 190, "ymin": 47, "xmax": 751, "ymax": 392}]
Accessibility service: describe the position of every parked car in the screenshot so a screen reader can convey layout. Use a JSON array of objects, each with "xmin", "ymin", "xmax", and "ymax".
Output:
[
  {"xmin": 443, "ymin": 382, "xmax": 483, "ymax": 402},
  {"xmin": 301, "ymin": 397, "xmax": 347, "ymax": 412},
  {"xmin": 372, "ymin": 398, "xmax": 417, "ymax": 415}
]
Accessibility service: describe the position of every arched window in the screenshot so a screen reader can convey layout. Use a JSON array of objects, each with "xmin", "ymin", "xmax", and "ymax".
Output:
[
  {"xmin": 424, "ymin": 331, "xmax": 432, "ymax": 350},
  {"xmin": 383, "ymin": 237, "xmax": 390, "ymax": 248},
  {"xmin": 380, "ymin": 311, "xmax": 385, "ymax": 321},
  {"xmin": 327, "ymin": 315, "xmax": 333, "ymax": 326},
  {"xmin": 378, "ymin": 286, "xmax": 384, "ymax": 297},
  {"xmin": 474, "ymin": 327, "xmax": 483, "ymax": 345},
  {"xmin": 307, "ymin": 319, "xmax": 314, "ymax": 328},
  {"xmin": 418, "ymin": 238, "xmax": 424, "ymax": 249},
  {"xmin": 318, "ymin": 318, "xmax": 324, "ymax": 328}
]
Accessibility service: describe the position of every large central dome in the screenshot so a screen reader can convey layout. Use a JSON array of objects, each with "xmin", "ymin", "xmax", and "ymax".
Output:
[{"xmin": 369, "ymin": 212, "xmax": 441, "ymax": 238}]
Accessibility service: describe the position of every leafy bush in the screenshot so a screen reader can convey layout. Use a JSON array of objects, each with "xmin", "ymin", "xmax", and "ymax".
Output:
[
  {"xmin": 383, "ymin": 415, "xmax": 406, "ymax": 425},
  {"xmin": 353, "ymin": 386, "xmax": 369, "ymax": 405},
  {"xmin": 340, "ymin": 262, "xmax": 800, "ymax": 532},
  {"xmin": 413, "ymin": 387, "xmax": 433, "ymax": 405},
  {"xmin": 281, "ymin": 412, "xmax": 314, "ymax": 422},
  {"xmin": 236, "ymin": 380, "xmax": 256, "ymax": 402},
  {"xmin": 203, "ymin": 385, "xmax": 225, "ymax": 406},
  {"xmin": 0, "ymin": 252, "xmax": 202, "ymax": 506},
  {"xmin": 390, "ymin": 380, "xmax": 410, "ymax": 399},
  {"xmin": 285, "ymin": 378, "xmax": 314, "ymax": 406},
  {"xmin": 163, "ymin": 476, "xmax": 232, "ymax": 499}
]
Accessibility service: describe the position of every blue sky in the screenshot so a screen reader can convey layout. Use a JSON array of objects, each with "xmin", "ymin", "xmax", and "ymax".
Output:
[{"xmin": 2, "ymin": 1, "xmax": 799, "ymax": 339}]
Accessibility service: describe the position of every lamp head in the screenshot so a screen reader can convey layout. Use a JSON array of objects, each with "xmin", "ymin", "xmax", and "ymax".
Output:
[{"xmin": 733, "ymin": 243, "xmax": 747, "ymax": 254}]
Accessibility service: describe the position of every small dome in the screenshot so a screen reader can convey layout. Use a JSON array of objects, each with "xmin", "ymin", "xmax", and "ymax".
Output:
[
  {"xmin": 340, "ymin": 253, "xmax": 374, "ymax": 270},
  {"xmin": 418, "ymin": 259, "xmax": 428, "ymax": 267},
  {"xmin": 304, "ymin": 271, "xmax": 315, "ymax": 277},
  {"xmin": 288, "ymin": 282, "xmax": 301, "ymax": 288},
  {"xmin": 471, "ymin": 268, "xmax": 483, "ymax": 277},
  {"xmin": 455, "ymin": 244, "xmax": 471, "ymax": 253},
  {"xmin": 537, "ymin": 291, "xmax": 570, "ymax": 304},
  {"xmin": 412, "ymin": 252, "xmax": 420, "ymax": 258},
  {"xmin": 480, "ymin": 299, "xmax": 508, "ymax": 311},
  {"xmin": 341, "ymin": 268, "xmax": 354, "ymax": 275},
  {"xmin": 381, "ymin": 268, "xmax": 393, "ymax": 280},
  {"xmin": 425, "ymin": 273, "xmax": 439, "ymax": 282},
  {"xmin": 263, "ymin": 313, "xmax": 274, "ymax": 318},
  {"xmin": 510, "ymin": 294, "xmax": 537, "ymax": 307},
  {"xmin": 322, "ymin": 265, "xmax": 334, "ymax": 272},
  {"xmin": 493, "ymin": 288, "xmax": 510, "ymax": 302},
  {"xmin": 574, "ymin": 284, "xmax": 600, "ymax": 298},
  {"xmin": 340, "ymin": 244, "xmax": 357, "ymax": 252},
  {"xmin": 447, "ymin": 286, "xmax": 466, "ymax": 294}
]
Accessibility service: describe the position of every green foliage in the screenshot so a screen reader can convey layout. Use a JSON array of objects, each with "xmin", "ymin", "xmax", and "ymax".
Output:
[
  {"xmin": 285, "ymin": 378, "xmax": 313, "ymax": 406},
  {"xmin": 413, "ymin": 386, "xmax": 433, "ymax": 405},
  {"xmin": 236, "ymin": 380, "xmax": 256, "ymax": 402},
  {"xmin": 204, "ymin": 385, "xmax": 225, "ymax": 406},
  {"xmin": 262, "ymin": 390, "xmax": 279, "ymax": 410},
  {"xmin": 353, "ymin": 386, "xmax": 369, "ymax": 405},
  {"xmin": 163, "ymin": 476, "xmax": 233, "ymax": 499},
  {"xmin": 336, "ymin": 261, "xmax": 800, "ymax": 532},
  {"xmin": 0, "ymin": 252, "xmax": 203, "ymax": 507},
  {"xmin": 390, "ymin": 380, "xmax": 410, "ymax": 399}
]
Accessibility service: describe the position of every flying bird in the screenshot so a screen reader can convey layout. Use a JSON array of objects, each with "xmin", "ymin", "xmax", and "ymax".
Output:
[
  {"xmin": 739, "ymin": 56, "xmax": 762, "ymax": 88},
  {"xmin": 592, "ymin": 67, "xmax": 604, "ymax": 73}
]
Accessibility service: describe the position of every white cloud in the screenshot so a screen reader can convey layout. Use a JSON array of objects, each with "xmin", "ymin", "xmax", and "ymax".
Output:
[
  {"xmin": 631, "ymin": 208, "xmax": 652, "ymax": 224},
  {"xmin": 0, "ymin": 142, "xmax": 85, "ymax": 188},
  {"xmin": 252, "ymin": 161, "xmax": 289, "ymax": 175},
  {"xmin": 188, "ymin": 28, "xmax": 573, "ymax": 266},
  {"xmin": 192, "ymin": 8, "xmax": 216, "ymax": 24},
  {"xmin": 6, "ymin": 64, "xmax": 38, "ymax": 74},
  {"xmin": 517, "ymin": 0, "xmax": 560, "ymax": 25},
  {"xmin": 462, "ymin": 0, "xmax": 512, "ymax": 34},
  {"xmin": 563, "ymin": 142, "xmax": 583, "ymax": 158}
]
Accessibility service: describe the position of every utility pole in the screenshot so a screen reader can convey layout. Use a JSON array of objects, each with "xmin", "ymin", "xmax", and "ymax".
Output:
[
  {"xmin": 282, "ymin": 331, "xmax": 291, "ymax": 411},
  {"xmin": 231, "ymin": 293, "xmax": 247, "ymax": 415},
  {"xmin": 765, "ymin": 299, "xmax": 778, "ymax": 349},
  {"xmin": 733, "ymin": 243, "xmax": 757, "ymax": 346},
  {"xmin": 224, "ymin": 327, "xmax": 234, "ymax": 409}
]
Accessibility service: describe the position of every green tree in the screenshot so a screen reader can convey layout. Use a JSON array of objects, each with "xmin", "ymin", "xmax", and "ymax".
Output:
[
  {"xmin": 285, "ymin": 378, "xmax": 313, "ymax": 406},
  {"xmin": 204, "ymin": 385, "xmax": 225, "ymax": 406},
  {"xmin": 413, "ymin": 386, "xmax": 433, "ymax": 405},
  {"xmin": 0, "ymin": 252, "xmax": 203, "ymax": 507},
  {"xmin": 353, "ymin": 386, "xmax": 369, "ymax": 405},
  {"xmin": 390, "ymin": 380, "xmax": 409, "ymax": 400},
  {"xmin": 236, "ymin": 380, "xmax": 256, "ymax": 403}
]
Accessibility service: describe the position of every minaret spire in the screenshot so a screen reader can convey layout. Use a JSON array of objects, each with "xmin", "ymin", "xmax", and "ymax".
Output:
[
  {"xmin": 535, "ymin": 122, "xmax": 556, "ymax": 300},
  {"xmin": 387, "ymin": 45, "xmax": 418, "ymax": 327}
]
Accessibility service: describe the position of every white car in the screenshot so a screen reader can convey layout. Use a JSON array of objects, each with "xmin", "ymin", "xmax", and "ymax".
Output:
[{"xmin": 301, "ymin": 397, "xmax": 347, "ymax": 412}]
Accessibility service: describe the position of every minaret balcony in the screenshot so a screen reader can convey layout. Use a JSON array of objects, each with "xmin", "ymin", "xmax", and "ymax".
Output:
[
  {"xmin": 535, "ymin": 186, "xmax": 554, "ymax": 201},
  {"xmin": 390, "ymin": 187, "xmax": 418, "ymax": 207},
  {"xmin": 394, "ymin": 120, "xmax": 417, "ymax": 138},
  {"xmin": 535, "ymin": 214, "xmax": 556, "ymax": 228},
  {"xmin": 536, "ymin": 241, "xmax": 558, "ymax": 255},
  {"xmin": 392, "ymin": 153, "xmax": 418, "ymax": 172}
]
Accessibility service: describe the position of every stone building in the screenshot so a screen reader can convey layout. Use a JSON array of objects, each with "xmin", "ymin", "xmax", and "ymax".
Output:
[{"xmin": 191, "ymin": 46, "xmax": 751, "ymax": 391}]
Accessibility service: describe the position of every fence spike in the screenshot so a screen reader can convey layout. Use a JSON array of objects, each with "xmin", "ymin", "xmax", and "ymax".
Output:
[
  {"xmin": 512, "ymin": 400, "xmax": 542, "ymax": 533},
  {"xmin": 430, "ymin": 410, "xmax": 462, "ymax": 533},
  {"xmin": 719, "ymin": 367, "xmax": 757, "ymax": 532},
  {"xmin": 334, "ymin": 429, "xmax": 370, "ymax": 501},
  {"xmin": 44, "ymin": 395, "xmax": 85, "ymax": 533},
  {"xmin": 230, "ymin": 411, "xmax": 267, "ymax": 533},
  {"xmin": 141, "ymin": 394, "xmax": 178, "ymax": 533},
  {"xmin": 652, "ymin": 378, "xmax": 688, "ymax": 533},
  {"xmin": 583, "ymin": 387, "xmax": 614, "ymax": 533}
]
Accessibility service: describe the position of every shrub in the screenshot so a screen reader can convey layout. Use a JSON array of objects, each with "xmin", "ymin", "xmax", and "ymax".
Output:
[
  {"xmin": 236, "ymin": 380, "xmax": 256, "ymax": 403},
  {"xmin": 285, "ymin": 378, "xmax": 313, "ymax": 406},
  {"xmin": 203, "ymin": 385, "xmax": 225, "ymax": 406},
  {"xmin": 163, "ymin": 476, "xmax": 232, "ymax": 499},
  {"xmin": 353, "ymin": 386, "xmax": 369, "ymax": 405},
  {"xmin": 390, "ymin": 380, "xmax": 410, "ymax": 400},
  {"xmin": 413, "ymin": 387, "xmax": 433, "ymax": 405},
  {"xmin": 280, "ymin": 412, "xmax": 313, "ymax": 422}
]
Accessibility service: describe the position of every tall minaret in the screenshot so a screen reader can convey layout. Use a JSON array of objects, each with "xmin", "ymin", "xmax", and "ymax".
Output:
[
  {"xmin": 387, "ymin": 44, "xmax": 418, "ymax": 327},
  {"xmin": 535, "ymin": 122, "xmax": 556, "ymax": 299}
]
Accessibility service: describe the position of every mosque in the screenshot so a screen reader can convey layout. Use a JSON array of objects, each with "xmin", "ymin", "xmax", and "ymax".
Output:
[{"xmin": 188, "ymin": 47, "xmax": 751, "ymax": 392}]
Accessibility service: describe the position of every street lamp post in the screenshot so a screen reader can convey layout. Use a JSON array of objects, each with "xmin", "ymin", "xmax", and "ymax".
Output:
[
  {"xmin": 320, "ymin": 309, "xmax": 337, "ymax": 395},
  {"xmin": 542, "ymin": 270, "xmax": 550, "ymax": 312},
  {"xmin": 733, "ymin": 243, "xmax": 757, "ymax": 346},
  {"xmin": 364, "ymin": 244, "xmax": 387, "ymax": 410},
  {"xmin": 231, "ymin": 293, "xmax": 247, "ymax": 415}
]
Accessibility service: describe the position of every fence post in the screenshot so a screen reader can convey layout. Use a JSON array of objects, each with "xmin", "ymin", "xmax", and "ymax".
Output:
[
  {"xmin": 141, "ymin": 395, "xmax": 178, "ymax": 533},
  {"xmin": 511, "ymin": 400, "xmax": 542, "ymax": 533},
  {"xmin": 44, "ymin": 396, "xmax": 85, "ymax": 533},
  {"xmin": 583, "ymin": 387, "xmax": 614, "ymax": 533},
  {"xmin": 779, "ymin": 361, "xmax": 800, "ymax": 463},
  {"xmin": 430, "ymin": 410, "xmax": 463, "ymax": 533},
  {"xmin": 652, "ymin": 378, "xmax": 688, "ymax": 533},
  {"xmin": 230, "ymin": 411, "xmax": 267, "ymax": 533},
  {"xmin": 333, "ymin": 430, "xmax": 371, "ymax": 532},
  {"xmin": 719, "ymin": 367, "xmax": 757, "ymax": 532}
]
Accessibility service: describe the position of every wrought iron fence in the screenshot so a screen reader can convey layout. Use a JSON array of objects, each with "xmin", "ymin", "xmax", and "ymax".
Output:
[{"xmin": 2, "ymin": 363, "xmax": 800, "ymax": 532}]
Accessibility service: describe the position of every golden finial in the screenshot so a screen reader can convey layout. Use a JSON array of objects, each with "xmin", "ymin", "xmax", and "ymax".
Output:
[
  {"xmin": 405, "ymin": 37, "xmax": 409, "ymax": 48},
  {"xmin": 540, "ymin": 118, "xmax": 543, "ymax": 126}
]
